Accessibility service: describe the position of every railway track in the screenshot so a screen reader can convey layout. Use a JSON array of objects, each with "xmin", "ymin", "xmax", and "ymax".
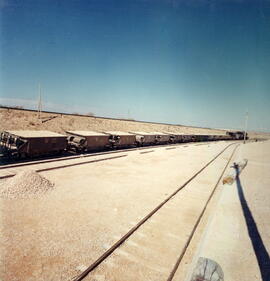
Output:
[
  {"xmin": 71, "ymin": 142, "xmax": 238, "ymax": 281},
  {"xmin": 0, "ymin": 139, "xmax": 227, "ymax": 170},
  {"xmin": 0, "ymin": 142, "xmax": 186, "ymax": 169},
  {"xmin": 0, "ymin": 141, "xmax": 229, "ymax": 180},
  {"xmin": 0, "ymin": 154, "xmax": 129, "ymax": 180}
]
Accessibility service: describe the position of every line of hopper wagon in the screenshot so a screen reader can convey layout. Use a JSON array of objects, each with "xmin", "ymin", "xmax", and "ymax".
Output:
[{"xmin": 0, "ymin": 130, "xmax": 246, "ymax": 159}]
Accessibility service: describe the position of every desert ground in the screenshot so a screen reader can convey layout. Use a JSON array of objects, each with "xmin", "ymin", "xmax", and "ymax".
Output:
[
  {"xmin": 0, "ymin": 107, "xmax": 234, "ymax": 136},
  {"xmin": 0, "ymin": 140, "xmax": 269, "ymax": 281},
  {"xmin": 1, "ymin": 107, "xmax": 269, "ymax": 140},
  {"xmin": 0, "ymin": 107, "xmax": 269, "ymax": 281},
  {"xmin": 0, "ymin": 141, "xmax": 234, "ymax": 281}
]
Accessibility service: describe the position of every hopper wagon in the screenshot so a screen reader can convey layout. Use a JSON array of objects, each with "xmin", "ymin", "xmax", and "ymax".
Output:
[
  {"xmin": 211, "ymin": 134, "xmax": 229, "ymax": 141},
  {"xmin": 216, "ymin": 135, "xmax": 226, "ymax": 141},
  {"xmin": 103, "ymin": 131, "xmax": 137, "ymax": 148},
  {"xmin": 204, "ymin": 134, "xmax": 220, "ymax": 141},
  {"xmin": 162, "ymin": 132, "xmax": 177, "ymax": 144},
  {"xmin": 221, "ymin": 134, "xmax": 233, "ymax": 141},
  {"xmin": 0, "ymin": 130, "xmax": 67, "ymax": 158},
  {"xmin": 215, "ymin": 135, "xmax": 224, "ymax": 141},
  {"xmin": 129, "ymin": 132, "xmax": 145, "ymax": 146},
  {"xmin": 151, "ymin": 132, "xmax": 171, "ymax": 144},
  {"xmin": 198, "ymin": 134, "xmax": 216, "ymax": 141},
  {"xmin": 207, "ymin": 134, "xmax": 218, "ymax": 141},
  {"xmin": 66, "ymin": 131, "xmax": 111, "ymax": 152},
  {"xmin": 171, "ymin": 134, "xmax": 183, "ymax": 143},
  {"xmin": 205, "ymin": 134, "xmax": 232, "ymax": 141},
  {"xmin": 194, "ymin": 134, "xmax": 226, "ymax": 142},
  {"xmin": 185, "ymin": 134, "xmax": 197, "ymax": 142},
  {"xmin": 0, "ymin": 127, "xmax": 243, "ymax": 161},
  {"xmin": 129, "ymin": 132, "xmax": 159, "ymax": 146},
  {"xmin": 195, "ymin": 135, "xmax": 211, "ymax": 142},
  {"xmin": 173, "ymin": 134, "xmax": 194, "ymax": 143}
]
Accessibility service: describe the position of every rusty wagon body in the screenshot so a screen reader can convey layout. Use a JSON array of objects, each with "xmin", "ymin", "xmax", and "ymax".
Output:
[
  {"xmin": 0, "ymin": 130, "xmax": 67, "ymax": 158},
  {"xmin": 162, "ymin": 132, "xmax": 179, "ymax": 144},
  {"xmin": 172, "ymin": 134, "xmax": 194, "ymax": 143},
  {"xmin": 66, "ymin": 131, "xmax": 111, "ymax": 152},
  {"xmin": 129, "ymin": 132, "xmax": 159, "ymax": 146},
  {"xmin": 150, "ymin": 132, "xmax": 171, "ymax": 144},
  {"xmin": 103, "ymin": 131, "xmax": 136, "ymax": 148}
]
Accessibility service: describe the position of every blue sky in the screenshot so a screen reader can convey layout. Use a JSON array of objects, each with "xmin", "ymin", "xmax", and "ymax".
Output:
[{"xmin": 1, "ymin": 0, "xmax": 270, "ymax": 131}]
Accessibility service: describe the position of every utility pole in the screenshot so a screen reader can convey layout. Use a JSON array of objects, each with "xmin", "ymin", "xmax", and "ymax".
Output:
[
  {"xmin": 244, "ymin": 110, "xmax": 249, "ymax": 144},
  {"xmin": 37, "ymin": 83, "xmax": 42, "ymax": 119}
]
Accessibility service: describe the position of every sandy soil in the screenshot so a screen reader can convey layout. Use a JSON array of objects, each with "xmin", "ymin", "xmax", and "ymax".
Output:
[
  {"xmin": 0, "ymin": 142, "xmax": 233, "ymax": 281},
  {"xmin": 0, "ymin": 107, "xmax": 227, "ymax": 136},
  {"xmin": 84, "ymin": 145, "xmax": 235, "ymax": 281},
  {"xmin": 1, "ymin": 107, "xmax": 269, "ymax": 140}
]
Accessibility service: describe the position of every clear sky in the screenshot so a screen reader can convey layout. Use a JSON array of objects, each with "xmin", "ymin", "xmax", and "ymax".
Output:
[{"xmin": 1, "ymin": 0, "xmax": 270, "ymax": 131}]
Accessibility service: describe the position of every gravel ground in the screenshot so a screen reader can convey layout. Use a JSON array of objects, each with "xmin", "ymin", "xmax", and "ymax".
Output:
[
  {"xmin": 0, "ymin": 142, "xmax": 235, "ymax": 281},
  {"xmin": 83, "ymin": 145, "xmax": 235, "ymax": 281},
  {"xmin": 0, "ymin": 170, "xmax": 54, "ymax": 199}
]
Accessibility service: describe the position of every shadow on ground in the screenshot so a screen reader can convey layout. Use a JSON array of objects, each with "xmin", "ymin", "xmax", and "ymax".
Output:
[{"xmin": 234, "ymin": 163, "xmax": 270, "ymax": 281}]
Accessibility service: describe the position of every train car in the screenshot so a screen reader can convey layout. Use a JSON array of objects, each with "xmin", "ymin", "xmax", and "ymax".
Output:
[
  {"xmin": 215, "ymin": 135, "xmax": 224, "ymax": 141},
  {"xmin": 206, "ymin": 134, "xmax": 222, "ymax": 141},
  {"xmin": 0, "ymin": 130, "xmax": 67, "ymax": 158},
  {"xmin": 103, "ymin": 131, "xmax": 137, "ymax": 148},
  {"xmin": 217, "ymin": 134, "xmax": 233, "ymax": 141},
  {"xmin": 66, "ymin": 131, "xmax": 111, "ymax": 152},
  {"xmin": 162, "ymin": 132, "xmax": 178, "ymax": 143},
  {"xmin": 192, "ymin": 134, "xmax": 228, "ymax": 142},
  {"xmin": 171, "ymin": 134, "xmax": 193, "ymax": 143},
  {"xmin": 151, "ymin": 132, "xmax": 171, "ymax": 144},
  {"xmin": 170, "ymin": 133, "xmax": 182, "ymax": 143},
  {"xmin": 129, "ymin": 132, "xmax": 160, "ymax": 146},
  {"xmin": 129, "ymin": 132, "xmax": 146, "ymax": 146},
  {"xmin": 221, "ymin": 135, "xmax": 233, "ymax": 141},
  {"xmin": 183, "ymin": 134, "xmax": 195, "ymax": 142},
  {"xmin": 134, "ymin": 133, "xmax": 145, "ymax": 146},
  {"xmin": 193, "ymin": 134, "xmax": 210, "ymax": 142}
]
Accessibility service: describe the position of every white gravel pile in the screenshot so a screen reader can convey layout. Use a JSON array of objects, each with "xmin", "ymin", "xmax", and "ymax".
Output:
[{"xmin": 0, "ymin": 170, "xmax": 54, "ymax": 199}]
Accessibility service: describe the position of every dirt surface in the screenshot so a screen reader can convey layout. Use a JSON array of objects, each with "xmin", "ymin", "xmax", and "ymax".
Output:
[
  {"xmin": 83, "ymin": 145, "xmax": 235, "ymax": 281},
  {"xmin": 0, "ymin": 107, "xmax": 228, "ymax": 136},
  {"xmin": 0, "ymin": 141, "xmax": 233, "ymax": 281},
  {"xmin": 1, "ymin": 107, "xmax": 269, "ymax": 140},
  {"xmin": 0, "ymin": 170, "xmax": 54, "ymax": 199}
]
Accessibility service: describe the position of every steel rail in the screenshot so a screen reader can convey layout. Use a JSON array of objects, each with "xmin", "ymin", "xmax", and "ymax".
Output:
[
  {"xmin": 0, "ymin": 142, "xmax": 188, "ymax": 170},
  {"xmin": 0, "ymin": 140, "xmax": 233, "ymax": 170},
  {"xmin": 0, "ymin": 154, "xmax": 127, "ymax": 180},
  {"xmin": 0, "ymin": 147, "xmax": 134, "ymax": 170},
  {"xmin": 166, "ymin": 144, "xmax": 239, "ymax": 281},
  {"xmin": 71, "ymin": 142, "xmax": 236, "ymax": 281},
  {"xmin": 1, "ymin": 141, "xmax": 232, "ymax": 180},
  {"xmin": 140, "ymin": 150, "xmax": 154, "ymax": 154}
]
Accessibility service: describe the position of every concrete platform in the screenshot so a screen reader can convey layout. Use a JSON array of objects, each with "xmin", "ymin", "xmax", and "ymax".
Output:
[{"xmin": 183, "ymin": 140, "xmax": 270, "ymax": 281}]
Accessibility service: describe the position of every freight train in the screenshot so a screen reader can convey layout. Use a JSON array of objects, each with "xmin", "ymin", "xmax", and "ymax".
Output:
[{"xmin": 0, "ymin": 130, "xmax": 247, "ymax": 159}]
